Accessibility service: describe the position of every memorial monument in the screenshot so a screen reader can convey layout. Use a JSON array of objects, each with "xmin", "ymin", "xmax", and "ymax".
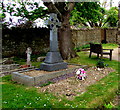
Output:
[{"xmin": 40, "ymin": 13, "xmax": 67, "ymax": 71}]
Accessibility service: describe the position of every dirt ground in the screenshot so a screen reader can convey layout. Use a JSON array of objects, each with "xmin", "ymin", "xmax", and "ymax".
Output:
[{"xmin": 37, "ymin": 67, "xmax": 115, "ymax": 100}]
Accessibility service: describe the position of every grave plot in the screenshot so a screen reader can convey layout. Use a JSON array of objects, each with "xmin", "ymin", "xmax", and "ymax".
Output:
[
  {"xmin": 0, "ymin": 47, "xmax": 34, "ymax": 77},
  {"xmin": 39, "ymin": 66, "xmax": 115, "ymax": 100},
  {"xmin": 11, "ymin": 64, "xmax": 87, "ymax": 86},
  {"xmin": 0, "ymin": 64, "xmax": 19, "ymax": 76},
  {"xmin": 0, "ymin": 64, "xmax": 35, "ymax": 77}
]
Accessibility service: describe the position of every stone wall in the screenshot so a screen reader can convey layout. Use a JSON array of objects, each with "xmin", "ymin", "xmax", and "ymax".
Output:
[
  {"xmin": 106, "ymin": 28, "xmax": 118, "ymax": 43},
  {"xmin": 2, "ymin": 27, "xmax": 118, "ymax": 57},
  {"xmin": 71, "ymin": 28, "xmax": 101, "ymax": 47},
  {"xmin": 2, "ymin": 28, "xmax": 49, "ymax": 57}
]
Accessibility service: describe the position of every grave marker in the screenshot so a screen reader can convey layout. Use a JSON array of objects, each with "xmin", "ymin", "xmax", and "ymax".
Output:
[
  {"xmin": 26, "ymin": 47, "xmax": 32, "ymax": 66},
  {"xmin": 40, "ymin": 13, "xmax": 67, "ymax": 71}
]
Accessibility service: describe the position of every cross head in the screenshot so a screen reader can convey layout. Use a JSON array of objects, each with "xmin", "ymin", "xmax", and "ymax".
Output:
[{"xmin": 47, "ymin": 13, "xmax": 61, "ymax": 32}]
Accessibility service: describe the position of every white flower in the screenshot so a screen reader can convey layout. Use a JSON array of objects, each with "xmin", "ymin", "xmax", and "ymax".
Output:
[
  {"xmin": 44, "ymin": 104, "xmax": 46, "ymax": 106},
  {"xmin": 76, "ymin": 70, "xmax": 80, "ymax": 75}
]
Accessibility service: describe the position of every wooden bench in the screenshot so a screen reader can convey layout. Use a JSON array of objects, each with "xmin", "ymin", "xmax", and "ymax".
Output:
[{"xmin": 89, "ymin": 43, "xmax": 113, "ymax": 61}]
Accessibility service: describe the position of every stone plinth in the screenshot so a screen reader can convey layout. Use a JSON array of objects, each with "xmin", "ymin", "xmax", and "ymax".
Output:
[
  {"xmin": 11, "ymin": 65, "xmax": 87, "ymax": 86},
  {"xmin": 40, "ymin": 52, "xmax": 67, "ymax": 71},
  {"xmin": 40, "ymin": 62, "xmax": 67, "ymax": 71}
]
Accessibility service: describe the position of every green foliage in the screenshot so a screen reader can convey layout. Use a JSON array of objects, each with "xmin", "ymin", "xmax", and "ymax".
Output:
[
  {"xmin": 74, "ymin": 44, "xmax": 90, "ymax": 51},
  {"xmin": 96, "ymin": 60, "xmax": 108, "ymax": 68},
  {"xmin": 96, "ymin": 60, "xmax": 105, "ymax": 68},
  {"xmin": 70, "ymin": 2, "xmax": 118, "ymax": 28},
  {"xmin": 32, "ymin": 62, "xmax": 42, "ymax": 68},
  {"xmin": 104, "ymin": 7, "xmax": 118, "ymax": 27},
  {"xmin": 12, "ymin": 1, "xmax": 47, "ymax": 21},
  {"xmin": 13, "ymin": 56, "xmax": 26, "ymax": 65},
  {"xmin": 104, "ymin": 103, "xmax": 114, "ymax": 108},
  {"xmin": 2, "ymin": 0, "xmax": 48, "ymax": 27},
  {"xmin": 31, "ymin": 53, "xmax": 46, "ymax": 62},
  {"xmin": 70, "ymin": 2, "xmax": 106, "ymax": 27}
]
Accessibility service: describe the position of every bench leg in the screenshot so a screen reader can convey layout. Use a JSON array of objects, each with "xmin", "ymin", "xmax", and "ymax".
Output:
[
  {"xmin": 100, "ymin": 54, "xmax": 103, "ymax": 59},
  {"xmin": 110, "ymin": 50, "xmax": 112, "ymax": 61},
  {"xmin": 89, "ymin": 52, "xmax": 92, "ymax": 58},
  {"xmin": 110, "ymin": 54, "xmax": 112, "ymax": 61},
  {"xmin": 97, "ymin": 53, "xmax": 99, "ymax": 58}
]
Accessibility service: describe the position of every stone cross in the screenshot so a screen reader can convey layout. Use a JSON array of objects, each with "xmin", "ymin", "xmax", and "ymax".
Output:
[
  {"xmin": 40, "ymin": 13, "xmax": 67, "ymax": 71},
  {"xmin": 26, "ymin": 47, "xmax": 32, "ymax": 66},
  {"xmin": 47, "ymin": 13, "xmax": 61, "ymax": 52}
]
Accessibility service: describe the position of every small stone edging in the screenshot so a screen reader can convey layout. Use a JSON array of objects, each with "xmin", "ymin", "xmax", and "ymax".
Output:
[
  {"xmin": 11, "ymin": 64, "xmax": 88, "ymax": 86},
  {"xmin": 0, "ymin": 66, "xmax": 35, "ymax": 77}
]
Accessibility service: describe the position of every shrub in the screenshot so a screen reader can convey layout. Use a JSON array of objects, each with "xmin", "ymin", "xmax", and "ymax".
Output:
[{"xmin": 74, "ymin": 44, "xmax": 90, "ymax": 52}]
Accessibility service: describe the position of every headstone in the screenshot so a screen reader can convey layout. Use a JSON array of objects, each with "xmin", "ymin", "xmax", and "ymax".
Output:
[
  {"xmin": 40, "ymin": 13, "xmax": 67, "ymax": 71},
  {"xmin": 26, "ymin": 47, "xmax": 32, "ymax": 66},
  {"xmin": 37, "ymin": 56, "xmax": 45, "ymax": 62}
]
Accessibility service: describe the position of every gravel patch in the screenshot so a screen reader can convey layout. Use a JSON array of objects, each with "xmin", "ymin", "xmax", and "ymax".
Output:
[
  {"xmin": 38, "ymin": 67, "xmax": 115, "ymax": 100},
  {"xmin": 20, "ymin": 65, "xmax": 80, "ymax": 77}
]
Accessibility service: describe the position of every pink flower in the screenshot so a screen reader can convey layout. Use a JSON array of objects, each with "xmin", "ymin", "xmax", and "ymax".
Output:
[
  {"xmin": 75, "ymin": 68, "xmax": 87, "ymax": 80},
  {"xmin": 78, "ymin": 68, "xmax": 84, "ymax": 71},
  {"xmin": 81, "ymin": 71, "xmax": 86, "ymax": 74}
]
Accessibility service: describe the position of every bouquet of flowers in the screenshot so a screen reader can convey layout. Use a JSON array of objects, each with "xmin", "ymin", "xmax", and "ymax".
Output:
[{"xmin": 75, "ymin": 68, "xmax": 87, "ymax": 80}]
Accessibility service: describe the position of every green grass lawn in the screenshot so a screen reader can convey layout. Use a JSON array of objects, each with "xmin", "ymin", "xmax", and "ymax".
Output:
[
  {"xmin": 102, "ymin": 43, "xmax": 118, "ymax": 49},
  {"xmin": 74, "ymin": 43, "xmax": 118, "ymax": 51},
  {"xmin": 1, "ymin": 43, "xmax": 119, "ymax": 109}
]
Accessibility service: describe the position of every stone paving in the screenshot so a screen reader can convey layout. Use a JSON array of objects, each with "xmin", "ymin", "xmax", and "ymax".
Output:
[{"xmin": 103, "ymin": 48, "xmax": 119, "ymax": 61}]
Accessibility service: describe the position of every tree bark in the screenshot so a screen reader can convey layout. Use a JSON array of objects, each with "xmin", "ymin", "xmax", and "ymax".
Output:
[
  {"xmin": 58, "ymin": 12, "xmax": 76, "ymax": 60},
  {"xmin": 43, "ymin": 2, "xmax": 77, "ymax": 60}
]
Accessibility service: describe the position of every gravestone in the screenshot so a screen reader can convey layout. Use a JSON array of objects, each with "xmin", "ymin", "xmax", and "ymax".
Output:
[
  {"xmin": 26, "ymin": 47, "xmax": 32, "ymax": 66},
  {"xmin": 40, "ymin": 13, "xmax": 67, "ymax": 71}
]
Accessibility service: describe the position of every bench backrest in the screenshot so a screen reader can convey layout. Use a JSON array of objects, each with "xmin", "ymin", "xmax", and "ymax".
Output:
[{"xmin": 90, "ymin": 43, "xmax": 103, "ymax": 54}]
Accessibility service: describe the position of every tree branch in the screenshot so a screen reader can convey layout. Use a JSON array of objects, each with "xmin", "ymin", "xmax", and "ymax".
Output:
[
  {"xmin": 43, "ymin": 2, "xmax": 62, "ymax": 18},
  {"xmin": 67, "ymin": 2, "xmax": 75, "ymax": 12}
]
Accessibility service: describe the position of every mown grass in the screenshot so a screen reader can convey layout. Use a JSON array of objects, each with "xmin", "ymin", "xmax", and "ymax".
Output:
[
  {"xmin": 1, "ymin": 43, "xmax": 119, "ymax": 109},
  {"xmin": 74, "ymin": 43, "xmax": 118, "ymax": 51},
  {"xmin": 102, "ymin": 43, "xmax": 118, "ymax": 49}
]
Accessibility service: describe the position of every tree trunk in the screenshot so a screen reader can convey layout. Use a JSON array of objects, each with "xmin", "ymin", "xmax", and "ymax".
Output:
[
  {"xmin": 43, "ymin": 2, "xmax": 77, "ymax": 60},
  {"xmin": 58, "ymin": 12, "xmax": 76, "ymax": 60}
]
